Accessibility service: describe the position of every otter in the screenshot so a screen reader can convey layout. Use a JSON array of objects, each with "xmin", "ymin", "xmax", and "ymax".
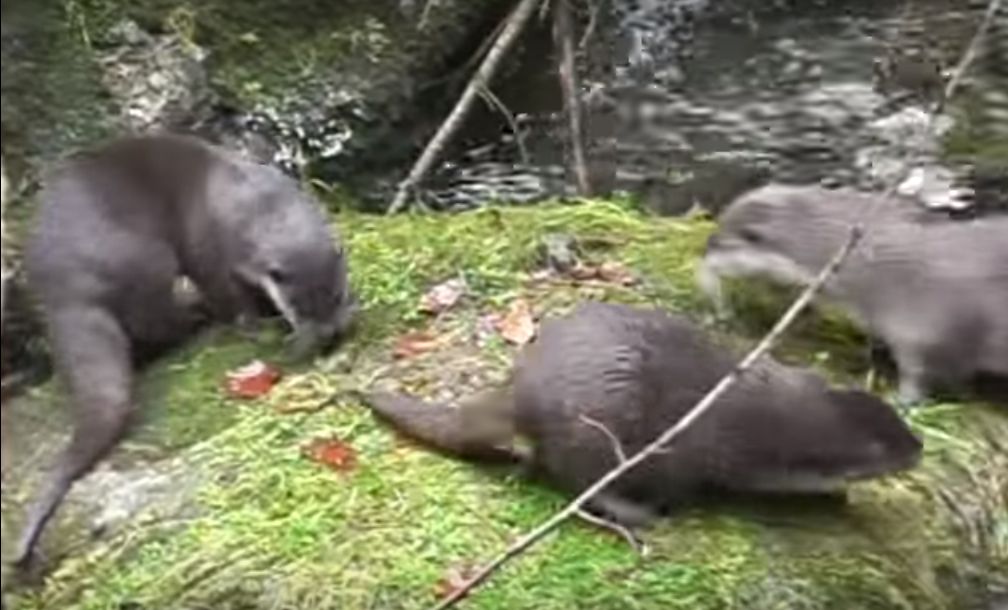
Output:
[
  {"xmin": 363, "ymin": 302, "xmax": 922, "ymax": 525},
  {"xmin": 12, "ymin": 133, "xmax": 356, "ymax": 567},
  {"xmin": 699, "ymin": 183, "xmax": 1008, "ymax": 404},
  {"xmin": 1, "ymin": 157, "xmax": 10, "ymax": 326}
]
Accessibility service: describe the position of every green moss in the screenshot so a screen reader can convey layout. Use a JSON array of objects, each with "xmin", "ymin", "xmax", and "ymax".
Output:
[
  {"xmin": 0, "ymin": 0, "xmax": 120, "ymax": 168},
  {"xmin": 942, "ymin": 92, "xmax": 1008, "ymax": 166},
  {"xmin": 6, "ymin": 202, "xmax": 1006, "ymax": 610}
]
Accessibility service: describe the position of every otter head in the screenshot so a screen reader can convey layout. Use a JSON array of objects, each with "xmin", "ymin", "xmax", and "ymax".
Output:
[
  {"xmin": 698, "ymin": 184, "xmax": 870, "ymax": 303},
  {"xmin": 726, "ymin": 378, "xmax": 922, "ymax": 494},
  {"xmin": 236, "ymin": 188, "xmax": 357, "ymax": 359}
]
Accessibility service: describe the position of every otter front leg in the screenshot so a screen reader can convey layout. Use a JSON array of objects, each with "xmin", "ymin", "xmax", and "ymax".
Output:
[
  {"xmin": 892, "ymin": 346, "xmax": 930, "ymax": 407},
  {"xmin": 14, "ymin": 306, "xmax": 135, "ymax": 568}
]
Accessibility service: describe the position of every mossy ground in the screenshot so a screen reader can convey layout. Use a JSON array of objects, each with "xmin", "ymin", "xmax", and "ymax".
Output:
[{"xmin": 3, "ymin": 201, "xmax": 1006, "ymax": 610}]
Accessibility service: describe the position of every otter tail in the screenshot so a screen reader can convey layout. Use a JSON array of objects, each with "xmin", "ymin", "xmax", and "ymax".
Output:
[{"xmin": 361, "ymin": 387, "xmax": 525, "ymax": 464}]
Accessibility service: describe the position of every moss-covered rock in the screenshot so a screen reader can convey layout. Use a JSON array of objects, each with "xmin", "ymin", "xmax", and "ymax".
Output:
[
  {"xmin": 1, "ymin": 0, "xmax": 507, "ymax": 188},
  {"xmin": 2, "ymin": 201, "xmax": 1004, "ymax": 610}
]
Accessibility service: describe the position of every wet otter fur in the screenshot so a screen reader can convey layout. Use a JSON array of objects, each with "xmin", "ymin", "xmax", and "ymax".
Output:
[
  {"xmin": 363, "ymin": 302, "xmax": 922, "ymax": 525},
  {"xmin": 700, "ymin": 183, "xmax": 1008, "ymax": 404},
  {"xmin": 13, "ymin": 133, "xmax": 355, "ymax": 567}
]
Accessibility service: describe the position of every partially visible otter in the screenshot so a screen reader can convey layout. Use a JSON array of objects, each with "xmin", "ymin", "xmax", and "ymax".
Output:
[
  {"xmin": 13, "ymin": 133, "xmax": 356, "ymax": 566},
  {"xmin": 1, "ymin": 157, "xmax": 10, "ymax": 326},
  {"xmin": 700, "ymin": 183, "xmax": 1008, "ymax": 404},
  {"xmin": 363, "ymin": 302, "xmax": 922, "ymax": 525}
]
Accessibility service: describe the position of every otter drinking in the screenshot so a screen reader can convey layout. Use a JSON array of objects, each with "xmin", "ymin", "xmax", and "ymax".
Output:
[
  {"xmin": 700, "ymin": 183, "xmax": 1008, "ymax": 404},
  {"xmin": 363, "ymin": 302, "xmax": 922, "ymax": 525},
  {"xmin": 13, "ymin": 133, "xmax": 356, "ymax": 566}
]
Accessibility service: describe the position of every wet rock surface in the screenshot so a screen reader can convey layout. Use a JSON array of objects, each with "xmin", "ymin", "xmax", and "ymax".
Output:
[{"xmin": 422, "ymin": 0, "xmax": 1007, "ymax": 214}]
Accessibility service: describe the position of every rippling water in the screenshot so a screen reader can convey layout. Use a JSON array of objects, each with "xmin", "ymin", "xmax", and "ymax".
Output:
[{"xmin": 422, "ymin": 0, "xmax": 1007, "ymax": 214}]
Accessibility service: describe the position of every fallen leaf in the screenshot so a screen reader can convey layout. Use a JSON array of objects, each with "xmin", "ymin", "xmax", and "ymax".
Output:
[
  {"xmin": 302, "ymin": 437, "xmax": 358, "ymax": 473},
  {"xmin": 434, "ymin": 565, "xmax": 479, "ymax": 601},
  {"xmin": 419, "ymin": 278, "xmax": 466, "ymax": 315},
  {"xmin": 597, "ymin": 261, "xmax": 638, "ymax": 286},
  {"xmin": 565, "ymin": 261, "xmax": 638, "ymax": 286},
  {"xmin": 568, "ymin": 263, "xmax": 599, "ymax": 281},
  {"xmin": 495, "ymin": 299, "xmax": 536, "ymax": 346},
  {"xmin": 225, "ymin": 360, "xmax": 282, "ymax": 399},
  {"xmin": 392, "ymin": 330, "xmax": 445, "ymax": 359}
]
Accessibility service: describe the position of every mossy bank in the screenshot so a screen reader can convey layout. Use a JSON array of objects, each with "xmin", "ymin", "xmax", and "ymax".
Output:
[{"xmin": 2, "ymin": 201, "xmax": 1006, "ymax": 610}]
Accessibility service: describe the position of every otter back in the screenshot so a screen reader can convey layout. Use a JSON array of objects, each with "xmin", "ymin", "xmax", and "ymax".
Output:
[
  {"xmin": 702, "ymin": 183, "xmax": 1008, "ymax": 403},
  {"xmin": 365, "ymin": 302, "xmax": 922, "ymax": 525}
]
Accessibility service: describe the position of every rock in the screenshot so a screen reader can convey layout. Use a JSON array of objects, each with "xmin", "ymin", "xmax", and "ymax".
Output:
[
  {"xmin": 538, "ymin": 233, "xmax": 582, "ymax": 274},
  {"xmin": 96, "ymin": 19, "xmax": 212, "ymax": 133}
]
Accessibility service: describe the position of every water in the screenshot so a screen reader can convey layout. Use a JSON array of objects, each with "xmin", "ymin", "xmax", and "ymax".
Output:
[{"xmin": 419, "ymin": 0, "xmax": 1007, "ymax": 214}]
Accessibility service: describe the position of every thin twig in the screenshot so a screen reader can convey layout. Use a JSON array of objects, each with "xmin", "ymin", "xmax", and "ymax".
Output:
[
  {"xmin": 476, "ymin": 83, "xmax": 531, "ymax": 166},
  {"xmin": 428, "ymin": 2, "xmax": 1000, "ymax": 606},
  {"xmin": 935, "ymin": 0, "xmax": 1002, "ymax": 114},
  {"xmin": 578, "ymin": 0, "xmax": 602, "ymax": 52},
  {"xmin": 579, "ymin": 414, "xmax": 627, "ymax": 463},
  {"xmin": 388, "ymin": 0, "xmax": 545, "ymax": 214},
  {"xmin": 574, "ymin": 508, "xmax": 648, "ymax": 555},
  {"xmin": 553, "ymin": 0, "xmax": 593, "ymax": 195}
]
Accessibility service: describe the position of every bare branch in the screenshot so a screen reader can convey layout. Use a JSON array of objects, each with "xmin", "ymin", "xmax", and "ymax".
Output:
[
  {"xmin": 427, "ymin": 2, "xmax": 999, "ymax": 606},
  {"xmin": 578, "ymin": 0, "xmax": 602, "ymax": 51},
  {"xmin": 476, "ymin": 84, "xmax": 531, "ymax": 166},
  {"xmin": 388, "ymin": 0, "xmax": 545, "ymax": 214},
  {"xmin": 936, "ymin": 0, "xmax": 1002, "ymax": 114},
  {"xmin": 579, "ymin": 414, "xmax": 627, "ymax": 463},
  {"xmin": 553, "ymin": 0, "xmax": 593, "ymax": 196}
]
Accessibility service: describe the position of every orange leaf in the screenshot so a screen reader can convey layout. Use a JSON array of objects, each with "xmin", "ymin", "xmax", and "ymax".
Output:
[
  {"xmin": 224, "ymin": 360, "xmax": 282, "ymax": 399},
  {"xmin": 392, "ymin": 330, "xmax": 445, "ymax": 359},
  {"xmin": 568, "ymin": 263, "xmax": 600, "ymax": 281},
  {"xmin": 597, "ymin": 261, "xmax": 638, "ymax": 286},
  {"xmin": 302, "ymin": 437, "xmax": 358, "ymax": 473},
  {"xmin": 434, "ymin": 565, "xmax": 479, "ymax": 601},
  {"xmin": 419, "ymin": 279, "xmax": 466, "ymax": 315},
  {"xmin": 495, "ymin": 299, "xmax": 536, "ymax": 346}
]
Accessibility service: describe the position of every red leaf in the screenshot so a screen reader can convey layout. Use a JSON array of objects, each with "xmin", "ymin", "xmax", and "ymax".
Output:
[
  {"xmin": 495, "ymin": 299, "xmax": 536, "ymax": 346},
  {"xmin": 434, "ymin": 565, "xmax": 479, "ymax": 601},
  {"xmin": 303, "ymin": 437, "xmax": 358, "ymax": 473},
  {"xmin": 419, "ymin": 279, "xmax": 466, "ymax": 315},
  {"xmin": 392, "ymin": 330, "xmax": 446, "ymax": 359},
  {"xmin": 225, "ymin": 360, "xmax": 282, "ymax": 399}
]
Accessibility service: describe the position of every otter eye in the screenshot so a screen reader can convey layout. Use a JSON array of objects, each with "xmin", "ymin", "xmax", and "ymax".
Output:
[
  {"xmin": 268, "ymin": 268, "xmax": 288, "ymax": 284},
  {"xmin": 739, "ymin": 228, "xmax": 764, "ymax": 243}
]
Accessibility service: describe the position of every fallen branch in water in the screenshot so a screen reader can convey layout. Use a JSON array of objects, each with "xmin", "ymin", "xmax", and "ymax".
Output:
[
  {"xmin": 553, "ymin": 0, "xmax": 592, "ymax": 196},
  {"xmin": 388, "ymin": 0, "xmax": 545, "ymax": 214},
  {"xmin": 429, "ymin": 1, "xmax": 1002, "ymax": 606}
]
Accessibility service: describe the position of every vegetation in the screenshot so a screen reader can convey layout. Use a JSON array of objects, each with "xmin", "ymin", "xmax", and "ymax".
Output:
[{"xmin": 4, "ymin": 200, "xmax": 1004, "ymax": 610}]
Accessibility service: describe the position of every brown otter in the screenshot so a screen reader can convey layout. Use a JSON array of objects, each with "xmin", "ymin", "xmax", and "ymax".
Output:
[
  {"xmin": 700, "ymin": 183, "xmax": 1008, "ymax": 404},
  {"xmin": 363, "ymin": 302, "xmax": 922, "ymax": 525},
  {"xmin": 12, "ymin": 133, "xmax": 356, "ymax": 567}
]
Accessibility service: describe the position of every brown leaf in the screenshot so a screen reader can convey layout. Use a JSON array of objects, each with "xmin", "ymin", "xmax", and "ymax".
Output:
[
  {"xmin": 392, "ymin": 330, "xmax": 445, "ymax": 359},
  {"xmin": 495, "ymin": 299, "xmax": 536, "ymax": 346},
  {"xmin": 419, "ymin": 278, "xmax": 467, "ymax": 315},
  {"xmin": 434, "ymin": 565, "xmax": 479, "ymax": 601},
  {"xmin": 302, "ymin": 437, "xmax": 358, "ymax": 473},
  {"xmin": 225, "ymin": 360, "xmax": 282, "ymax": 399},
  {"xmin": 597, "ymin": 261, "xmax": 638, "ymax": 286},
  {"xmin": 568, "ymin": 263, "xmax": 599, "ymax": 281},
  {"xmin": 565, "ymin": 261, "xmax": 638, "ymax": 286}
]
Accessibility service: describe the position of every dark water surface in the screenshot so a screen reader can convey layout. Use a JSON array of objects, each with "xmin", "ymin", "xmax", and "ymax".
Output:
[{"xmin": 419, "ymin": 0, "xmax": 1007, "ymax": 214}]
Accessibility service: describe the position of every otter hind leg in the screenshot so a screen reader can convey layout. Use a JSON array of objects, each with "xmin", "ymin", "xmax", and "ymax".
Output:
[{"xmin": 14, "ymin": 305, "xmax": 136, "ymax": 568}]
